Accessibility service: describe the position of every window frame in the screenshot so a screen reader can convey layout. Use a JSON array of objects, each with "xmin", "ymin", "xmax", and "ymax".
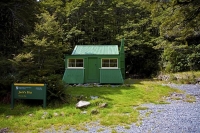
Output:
[
  {"xmin": 68, "ymin": 58, "xmax": 84, "ymax": 68},
  {"xmin": 101, "ymin": 58, "xmax": 118, "ymax": 69}
]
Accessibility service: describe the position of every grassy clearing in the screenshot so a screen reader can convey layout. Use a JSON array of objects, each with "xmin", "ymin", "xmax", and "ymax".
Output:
[{"xmin": 0, "ymin": 79, "xmax": 180, "ymax": 132}]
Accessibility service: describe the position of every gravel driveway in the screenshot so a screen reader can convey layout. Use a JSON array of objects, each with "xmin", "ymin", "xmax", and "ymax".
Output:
[
  {"xmin": 133, "ymin": 84, "xmax": 200, "ymax": 133},
  {"xmin": 45, "ymin": 84, "xmax": 200, "ymax": 133}
]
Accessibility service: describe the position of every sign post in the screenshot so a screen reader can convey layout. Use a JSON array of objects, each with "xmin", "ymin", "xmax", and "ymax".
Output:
[{"xmin": 11, "ymin": 83, "xmax": 47, "ymax": 109}]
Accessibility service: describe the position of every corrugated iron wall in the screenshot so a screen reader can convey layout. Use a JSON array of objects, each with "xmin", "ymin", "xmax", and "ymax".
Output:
[
  {"xmin": 100, "ymin": 69, "xmax": 123, "ymax": 84},
  {"xmin": 62, "ymin": 69, "xmax": 84, "ymax": 84}
]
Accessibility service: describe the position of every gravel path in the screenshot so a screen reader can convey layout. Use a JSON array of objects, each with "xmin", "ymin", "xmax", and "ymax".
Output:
[
  {"xmin": 133, "ymin": 84, "xmax": 200, "ymax": 133},
  {"xmin": 45, "ymin": 84, "xmax": 200, "ymax": 133}
]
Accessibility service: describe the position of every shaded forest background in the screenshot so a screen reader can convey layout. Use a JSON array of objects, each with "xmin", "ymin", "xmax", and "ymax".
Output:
[{"xmin": 0, "ymin": 0, "xmax": 200, "ymax": 103}]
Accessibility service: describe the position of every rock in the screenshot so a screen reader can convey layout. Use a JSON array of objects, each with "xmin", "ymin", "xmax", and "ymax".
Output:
[
  {"xmin": 90, "ymin": 96, "xmax": 98, "ymax": 100},
  {"xmin": 196, "ymin": 78, "xmax": 200, "ymax": 84},
  {"xmin": 76, "ymin": 100, "xmax": 90, "ymax": 108},
  {"xmin": 111, "ymin": 85, "xmax": 119, "ymax": 87},
  {"xmin": 60, "ymin": 112, "xmax": 65, "ymax": 116},
  {"xmin": 41, "ymin": 112, "xmax": 48, "ymax": 119},
  {"xmin": 125, "ymin": 84, "xmax": 131, "ymax": 87},
  {"xmin": 53, "ymin": 112, "xmax": 59, "ymax": 117},
  {"xmin": 96, "ymin": 84, "xmax": 102, "ymax": 87},
  {"xmin": 43, "ymin": 112, "xmax": 48, "ymax": 115},
  {"xmin": 90, "ymin": 109, "xmax": 99, "ymax": 115},
  {"xmin": 29, "ymin": 114, "xmax": 33, "ymax": 117},
  {"xmin": 0, "ymin": 127, "xmax": 8, "ymax": 133},
  {"xmin": 81, "ymin": 111, "xmax": 87, "ymax": 114},
  {"xmin": 99, "ymin": 103, "xmax": 108, "ymax": 108},
  {"xmin": 170, "ymin": 92, "xmax": 185, "ymax": 100},
  {"xmin": 76, "ymin": 84, "xmax": 82, "ymax": 86},
  {"xmin": 83, "ymin": 83, "xmax": 90, "ymax": 87},
  {"xmin": 93, "ymin": 83, "xmax": 98, "ymax": 86},
  {"xmin": 73, "ymin": 84, "xmax": 77, "ymax": 87},
  {"xmin": 157, "ymin": 74, "xmax": 170, "ymax": 81}
]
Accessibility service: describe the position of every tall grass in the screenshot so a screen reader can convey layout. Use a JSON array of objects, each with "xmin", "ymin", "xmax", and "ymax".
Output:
[
  {"xmin": 0, "ymin": 80, "xmax": 179, "ymax": 132},
  {"xmin": 159, "ymin": 71, "xmax": 200, "ymax": 84}
]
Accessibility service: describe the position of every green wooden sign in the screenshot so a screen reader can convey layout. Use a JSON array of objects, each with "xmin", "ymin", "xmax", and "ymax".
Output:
[{"xmin": 11, "ymin": 83, "xmax": 47, "ymax": 109}]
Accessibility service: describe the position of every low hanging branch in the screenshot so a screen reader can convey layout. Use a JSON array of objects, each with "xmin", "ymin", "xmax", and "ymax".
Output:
[
  {"xmin": 177, "ymin": 0, "xmax": 194, "ymax": 5},
  {"xmin": 184, "ymin": 6, "xmax": 200, "ymax": 23}
]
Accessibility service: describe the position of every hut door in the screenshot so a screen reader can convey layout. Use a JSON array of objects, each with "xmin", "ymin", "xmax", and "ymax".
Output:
[{"xmin": 87, "ymin": 57, "xmax": 98, "ymax": 83}]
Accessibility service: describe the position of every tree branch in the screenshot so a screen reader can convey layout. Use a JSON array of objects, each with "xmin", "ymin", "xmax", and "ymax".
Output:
[
  {"xmin": 177, "ymin": 0, "xmax": 194, "ymax": 5},
  {"xmin": 184, "ymin": 6, "xmax": 200, "ymax": 23}
]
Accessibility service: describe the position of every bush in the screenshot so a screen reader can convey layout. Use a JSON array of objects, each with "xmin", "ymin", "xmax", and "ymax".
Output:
[
  {"xmin": 46, "ymin": 76, "xmax": 68, "ymax": 106},
  {"xmin": 161, "ymin": 44, "xmax": 200, "ymax": 73},
  {"xmin": 18, "ymin": 74, "xmax": 69, "ymax": 106},
  {"xmin": 0, "ymin": 58, "xmax": 15, "ymax": 103}
]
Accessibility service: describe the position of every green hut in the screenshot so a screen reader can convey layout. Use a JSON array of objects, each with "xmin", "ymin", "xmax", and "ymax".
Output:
[{"xmin": 62, "ymin": 39, "xmax": 125, "ymax": 84}]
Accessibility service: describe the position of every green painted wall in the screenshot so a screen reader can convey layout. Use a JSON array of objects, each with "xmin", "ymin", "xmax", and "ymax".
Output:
[
  {"xmin": 100, "ymin": 69, "xmax": 123, "ymax": 84},
  {"xmin": 62, "ymin": 69, "xmax": 84, "ymax": 84},
  {"xmin": 63, "ymin": 54, "xmax": 124, "ymax": 84}
]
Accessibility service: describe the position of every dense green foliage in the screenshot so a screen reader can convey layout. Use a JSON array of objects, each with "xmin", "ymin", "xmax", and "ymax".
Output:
[{"xmin": 0, "ymin": 0, "xmax": 200, "ymax": 103}]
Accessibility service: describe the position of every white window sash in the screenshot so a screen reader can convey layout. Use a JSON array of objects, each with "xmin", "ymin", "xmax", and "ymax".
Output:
[
  {"xmin": 68, "ymin": 59, "xmax": 84, "ymax": 68},
  {"xmin": 101, "ymin": 58, "xmax": 118, "ymax": 68}
]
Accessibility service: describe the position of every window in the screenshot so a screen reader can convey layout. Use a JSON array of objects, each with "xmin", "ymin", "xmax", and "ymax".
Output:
[
  {"xmin": 68, "ymin": 59, "xmax": 83, "ymax": 68},
  {"xmin": 102, "ymin": 59, "xmax": 117, "ymax": 68}
]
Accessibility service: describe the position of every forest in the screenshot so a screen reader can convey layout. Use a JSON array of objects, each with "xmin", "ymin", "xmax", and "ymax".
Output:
[{"xmin": 0, "ymin": 0, "xmax": 200, "ymax": 103}]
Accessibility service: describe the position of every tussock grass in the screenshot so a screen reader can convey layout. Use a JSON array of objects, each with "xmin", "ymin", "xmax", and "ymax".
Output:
[
  {"xmin": 0, "ymin": 79, "xmax": 179, "ymax": 132},
  {"xmin": 136, "ymin": 106, "xmax": 148, "ymax": 110},
  {"xmin": 159, "ymin": 71, "xmax": 200, "ymax": 84},
  {"xmin": 185, "ymin": 94, "xmax": 196, "ymax": 103}
]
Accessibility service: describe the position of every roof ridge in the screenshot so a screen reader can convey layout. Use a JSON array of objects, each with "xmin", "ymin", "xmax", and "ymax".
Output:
[{"xmin": 76, "ymin": 44, "xmax": 118, "ymax": 46}]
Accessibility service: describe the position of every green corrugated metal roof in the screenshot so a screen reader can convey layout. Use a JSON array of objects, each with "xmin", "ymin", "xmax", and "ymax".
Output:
[{"xmin": 72, "ymin": 45, "xmax": 119, "ymax": 55}]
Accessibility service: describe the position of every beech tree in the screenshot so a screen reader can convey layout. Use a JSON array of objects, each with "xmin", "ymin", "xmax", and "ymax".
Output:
[{"xmin": 0, "ymin": 0, "xmax": 39, "ymax": 102}]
